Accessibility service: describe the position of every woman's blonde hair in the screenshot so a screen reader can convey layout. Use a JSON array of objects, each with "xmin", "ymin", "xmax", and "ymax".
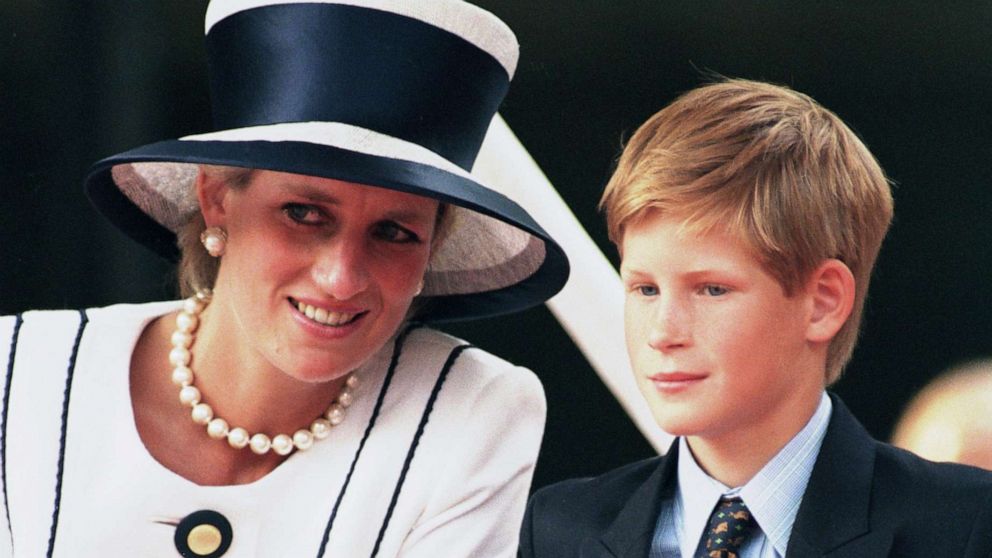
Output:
[
  {"xmin": 600, "ymin": 79, "xmax": 893, "ymax": 384},
  {"xmin": 176, "ymin": 165, "xmax": 451, "ymax": 303},
  {"xmin": 177, "ymin": 165, "xmax": 253, "ymax": 298}
]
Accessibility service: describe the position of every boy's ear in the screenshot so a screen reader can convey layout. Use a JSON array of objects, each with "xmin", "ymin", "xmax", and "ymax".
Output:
[
  {"xmin": 805, "ymin": 259, "xmax": 856, "ymax": 343},
  {"xmin": 195, "ymin": 167, "xmax": 230, "ymax": 227}
]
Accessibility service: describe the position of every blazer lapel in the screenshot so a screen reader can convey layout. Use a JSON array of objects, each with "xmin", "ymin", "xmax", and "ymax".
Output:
[
  {"xmin": 594, "ymin": 441, "xmax": 680, "ymax": 558},
  {"xmin": 787, "ymin": 532, "xmax": 892, "ymax": 558},
  {"xmin": 786, "ymin": 395, "xmax": 890, "ymax": 557}
]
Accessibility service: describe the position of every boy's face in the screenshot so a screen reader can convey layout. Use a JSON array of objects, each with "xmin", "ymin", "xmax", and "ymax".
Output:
[{"xmin": 620, "ymin": 210, "xmax": 824, "ymax": 446}]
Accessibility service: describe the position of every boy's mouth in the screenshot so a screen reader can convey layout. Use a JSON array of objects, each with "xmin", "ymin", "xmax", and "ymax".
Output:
[
  {"xmin": 648, "ymin": 372, "xmax": 707, "ymax": 391},
  {"xmin": 650, "ymin": 372, "xmax": 706, "ymax": 382},
  {"xmin": 291, "ymin": 298, "xmax": 364, "ymax": 326}
]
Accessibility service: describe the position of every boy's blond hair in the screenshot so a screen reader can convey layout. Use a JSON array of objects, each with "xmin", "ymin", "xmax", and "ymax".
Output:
[{"xmin": 600, "ymin": 79, "xmax": 893, "ymax": 384}]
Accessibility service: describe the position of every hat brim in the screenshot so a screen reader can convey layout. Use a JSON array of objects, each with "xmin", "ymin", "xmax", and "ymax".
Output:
[{"xmin": 84, "ymin": 130, "xmax": 569, "ymax": 322}]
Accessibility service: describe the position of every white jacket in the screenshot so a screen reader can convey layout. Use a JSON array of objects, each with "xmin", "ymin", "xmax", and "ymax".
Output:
[{"xmin": 0, "ymin": 301, "xmax": 545, "ymax": 557}]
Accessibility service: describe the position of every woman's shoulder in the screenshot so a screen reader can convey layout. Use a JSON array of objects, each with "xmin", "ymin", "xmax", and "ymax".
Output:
[
  {"xmin": 0, "ymin": 301, "xmax": 181, "ymax": 379},
  {"xmin": 81, "ymin": 300, "xmax": 183, "ymax": 323},
  {"xmin": 3, "ymin": 300, "xmax": 181, "ymax": 325},
  {"xmin": 11, "ymin": 301, "xmax": 177, "ymax": 337},
  {"xmin": 403, "ymin": 326, "xmax": 543, "ymax": 395}
]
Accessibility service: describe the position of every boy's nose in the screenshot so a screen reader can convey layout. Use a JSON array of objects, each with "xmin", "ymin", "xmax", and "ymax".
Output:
[{"xmin": 646, "ymin": 299, "xmax": 690, "ymax": 351}]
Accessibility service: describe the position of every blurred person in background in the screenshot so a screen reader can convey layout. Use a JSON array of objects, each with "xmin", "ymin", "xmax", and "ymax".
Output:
[{"xmin": 891, "ymin": 359, "xmax": 992, "ymax": 470}]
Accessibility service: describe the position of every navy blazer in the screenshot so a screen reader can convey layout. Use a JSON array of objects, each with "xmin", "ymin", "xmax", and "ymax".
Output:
[{"xmin": 520, "ymin": 395, "xmax": 992, "ymax": 557}]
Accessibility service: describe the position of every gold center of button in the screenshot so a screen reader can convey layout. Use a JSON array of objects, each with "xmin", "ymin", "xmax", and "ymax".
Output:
[{"xmin": 187, "ymin": 524, "xmax": 223, "ymax": 555}]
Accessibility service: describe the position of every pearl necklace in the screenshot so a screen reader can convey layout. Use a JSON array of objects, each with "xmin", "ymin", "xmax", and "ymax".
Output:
[{"xmin": 168, "ymin": 290, "xmax": 358, "ymax": 456}]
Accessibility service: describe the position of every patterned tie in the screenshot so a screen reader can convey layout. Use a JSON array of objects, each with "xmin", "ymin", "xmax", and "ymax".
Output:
[{"xmin": 694, "ymin": 496, "xmax": 756, "ymax": 558}]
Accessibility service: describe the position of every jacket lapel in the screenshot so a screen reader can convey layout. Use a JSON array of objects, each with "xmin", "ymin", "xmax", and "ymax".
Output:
[
  {"xmin": 587, "ymin": 395, "xmax": 891, "ymax": 557},
  {"xmin": 594, "ymin": 441, "xmax": 680, "ymax": 558},
  {"xmin": 787, "ymin": 532, "xmax": 893, "ymax": 558},
  {"xmin": 786, "ymin": 395, "xmax": 890, "ymax": 557}
]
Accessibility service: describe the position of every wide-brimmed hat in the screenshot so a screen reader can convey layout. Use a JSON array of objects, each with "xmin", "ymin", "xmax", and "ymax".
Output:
[{"xmin": 84, "ymin": 0, "xmax": 569, "ymax": 322}]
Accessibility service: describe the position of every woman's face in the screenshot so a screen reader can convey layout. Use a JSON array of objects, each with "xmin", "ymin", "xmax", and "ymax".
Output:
[{"xmin": 201, "ymin": 169, "xmax": 438, "ymax": 383}]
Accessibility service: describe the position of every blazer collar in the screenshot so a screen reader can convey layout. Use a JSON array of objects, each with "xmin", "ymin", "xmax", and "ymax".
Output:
[
  {"xmin": 597, "ymin": 440, "xmax": 680, "ymax": 557},
  {"xmin": 786, "ymin": 394, "xmax": 891, "ymax": 557},
  {"xmin": 594, "ymin": 395, "xmax": 890, "ymax": 557}
]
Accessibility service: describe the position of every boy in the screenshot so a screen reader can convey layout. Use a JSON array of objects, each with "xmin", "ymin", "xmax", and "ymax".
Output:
[{"xmin": 519, "ymin": 79, "xmax": 992, "ymax": 557}]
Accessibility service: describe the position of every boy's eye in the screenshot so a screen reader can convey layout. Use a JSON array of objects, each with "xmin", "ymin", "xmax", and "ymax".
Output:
[
  {"xmin": 374, "ymin": 221, "xmax": 421, "ymax": 244},
  {"xmin": 701, "ymin": 285, "xmax": 728, "ymax": 297},
  {"xmin": 636, "ymin": 285, "xmax": 659, "ymax": 297},
  {"xmin": 283, "ymin": 203, "xmax": 325, "ymax": 225}
]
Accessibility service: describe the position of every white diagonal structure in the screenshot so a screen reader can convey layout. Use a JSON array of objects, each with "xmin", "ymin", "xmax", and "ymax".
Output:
[{"xmin": 474, "ymin": 115, "xmax": 673, "ymax": 453}]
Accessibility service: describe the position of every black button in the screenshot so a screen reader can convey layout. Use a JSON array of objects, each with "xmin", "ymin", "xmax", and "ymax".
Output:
[{"xmin": 174, "ymin": 509, "xmax": 233, "ymax": 558}]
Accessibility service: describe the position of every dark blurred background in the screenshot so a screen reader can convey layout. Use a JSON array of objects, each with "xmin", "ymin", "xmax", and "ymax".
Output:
[{"xmin": 3, "ymin": 2, "xmax": 992, "ymax": 491}]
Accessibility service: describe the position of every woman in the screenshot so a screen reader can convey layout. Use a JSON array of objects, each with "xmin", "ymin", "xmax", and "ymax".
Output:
[{"xmin": 0, "ymin": 1, "xmax": 568, "ymax": 556}]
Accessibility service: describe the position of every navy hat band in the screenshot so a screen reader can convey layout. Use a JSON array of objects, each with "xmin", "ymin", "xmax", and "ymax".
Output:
[{"xmin": 207, "ymin": 3, "xmax": 509, "ymax": 170}]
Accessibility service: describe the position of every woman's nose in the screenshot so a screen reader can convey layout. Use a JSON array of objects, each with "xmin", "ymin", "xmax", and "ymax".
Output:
[
  {"xmin": 312, "ymin": 239, "xmax": 370, "ymax": 300},
  {"xmin": 646, "ymin": 296, "xmax": 691, "ymax": 352}
]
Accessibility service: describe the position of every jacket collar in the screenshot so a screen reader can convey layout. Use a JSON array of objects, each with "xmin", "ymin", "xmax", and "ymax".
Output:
[
  {"xmin": 596, "ymin": 440, "xmax": 680, "ymax": 557},
  {"xmin": 595, "ymin": 395, "xmax": 891, "ymax": 558},
  {"xmin": 786, "ymin": 394, "xmax": 891, "ymax": 557}
]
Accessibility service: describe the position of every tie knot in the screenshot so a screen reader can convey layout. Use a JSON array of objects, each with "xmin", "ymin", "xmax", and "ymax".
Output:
[{"xmin": 696, "ymin": 496, "xmax": 756, "ymax": 558}]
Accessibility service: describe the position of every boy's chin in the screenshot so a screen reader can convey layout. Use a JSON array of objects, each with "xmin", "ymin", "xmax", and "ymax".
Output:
[
  {"xmin": 639, "ymin": 386, "xmax": 702, "ymax": 434},
  {"xmin": 646, "ymin": 404, "xmax": 710, "ymax": 438}
]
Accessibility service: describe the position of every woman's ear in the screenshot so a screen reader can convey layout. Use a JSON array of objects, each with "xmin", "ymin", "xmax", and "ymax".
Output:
[
  {"xmin": 195, "ymin": 167, "xmax": 230, "ymax": 227},
  {"xmin": 805, "ymin": 259, "xmax": 856, "ymax": 343}
]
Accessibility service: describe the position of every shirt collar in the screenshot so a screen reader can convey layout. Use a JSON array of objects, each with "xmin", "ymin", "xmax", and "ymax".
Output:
[
  {"xmin": 676, "ymin": 392, "xmax": 832, "ymax": 556},
  {"xmin": 675, "ymin": 439, "xmax": 728, "ymax": 557}
]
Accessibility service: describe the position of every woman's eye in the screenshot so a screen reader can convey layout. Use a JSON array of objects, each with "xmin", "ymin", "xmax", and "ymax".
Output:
[
  {"xmin": 701, "ymin": 285, "xmax": 729, "ymax": 297},
  {"xmin": 283, "ymin": 203, "xmax": 324, "ymax": 225},
  {"xmin": 374, "ymin": 221, "xmax": 420, "ymax": 244}
]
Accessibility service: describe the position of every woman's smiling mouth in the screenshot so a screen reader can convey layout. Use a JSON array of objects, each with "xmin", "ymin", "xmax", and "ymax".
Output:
[{"xmin": 290, "ymin": 298, "xmax": 364, "ymax": 326}]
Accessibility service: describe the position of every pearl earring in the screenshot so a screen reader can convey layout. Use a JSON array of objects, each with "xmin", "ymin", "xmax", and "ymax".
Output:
[
  {"xmin": 200, "ymin": 227, "xmax": 227, "ymax": 257},
  {"xmin": 414, "ymin": 278, "xmax": 425, "ymax": 297}
]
